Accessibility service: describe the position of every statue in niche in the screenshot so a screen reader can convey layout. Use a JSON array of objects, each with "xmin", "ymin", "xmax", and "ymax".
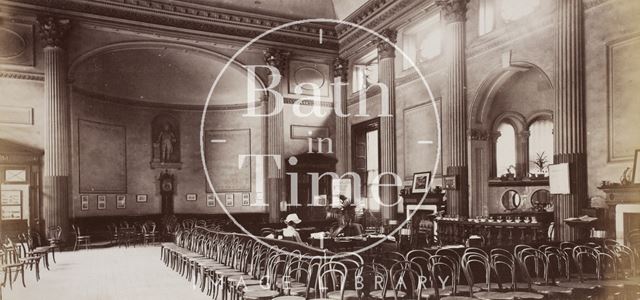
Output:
[
  {"xmin": 157, "ymin": 124, "xmax": 176, "ymax": 162},
  {"xmin": 151, "ymin": 114, "xmax": 181, "ymax": 168}
]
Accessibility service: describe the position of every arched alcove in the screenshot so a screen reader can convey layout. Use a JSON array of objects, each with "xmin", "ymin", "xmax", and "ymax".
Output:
[{"xmin": 468, "ymin": 63, "xmax": 554, "ymax": 217}]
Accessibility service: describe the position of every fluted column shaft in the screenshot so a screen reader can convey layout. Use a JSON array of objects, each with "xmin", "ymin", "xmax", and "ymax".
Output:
[
  {"xmin": 439, "ymin": 0, "xmax": 470, "ymax": 217},
  {"xmin": 264, "ymin": 49, "xmax": 288, "ymax": 223},
  {"xmin": 377, "ymin": 30, "xmax": 398, "ymax": 222},
  {"xmin": 39, "ymin": 16, "xmax": 71, "ymax": 240},
  {"xmin": 553, "ymin": 0, "xmax": 586, "ymax": 241},
  {"xmin": 334, "ymin": 58, "xmax": 349, "ymax": 175}
]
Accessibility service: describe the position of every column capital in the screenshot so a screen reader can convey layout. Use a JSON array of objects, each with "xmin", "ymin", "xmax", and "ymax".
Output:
[
  {"xmin": 468, "ymin": 128, "xmax": 489, "ymax": 141},
  {"xmin": 263, "ymin": 48, "xmax": 290, "ymax": 75},
  {"xmin": 435, "ymin": 0, "xmax": 470, "ymax": 23},
  {"xmin": 37, "ymin": 16, "xmax": 71, "ymax": 48},
  {"xmin": 333, "ymin": 57, "xmax": 348, "ymax": 82},
  {"xmin": 376, "ymin": 28, "xmax": 397, "ymax": 59},
  {"xmin": 519, "ymin": 130, "xmax": 531, "ymax": 139}
]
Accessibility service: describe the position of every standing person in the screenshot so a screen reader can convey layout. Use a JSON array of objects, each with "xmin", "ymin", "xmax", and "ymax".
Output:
[{"xmin": 282, "ymin": 213, "xmax": 303, "ymax": 243}]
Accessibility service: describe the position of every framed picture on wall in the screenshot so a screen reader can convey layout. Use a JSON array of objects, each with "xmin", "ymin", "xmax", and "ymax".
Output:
[
  {"xmin": 136, "ymin": 194, "xmax": 147, "ymax": 203},
  {"xmin": 633, "ymin": 149, "xmax": 640, "ymax": 184},
  {"xmin": 225, "ymin": 193, "xmax": 234, "ymax": 207},
  {"xmin": 186, "ymin": 193, "xmax": 197, "ymax": 201},
  {"xmin": 242, "ymin": 193, "xmax": 250, "ymax": 206},
  {"xmin": 81, "ymin": 195, "xmax": 89, "ymax": 211},
  {"xmin": 97, "ymin": 195, "xmax": 106, "ymax": 210},
  {"xmin": 411, "ymin": 172, "xmax": 432, "ymax": 194},
  {"xmin": 206, "ymin": 193, "xmax": 216, "ymax": 207},
  {"xmin": 116, "ymin": 195, "xmax": 126, "ymax": 209}
]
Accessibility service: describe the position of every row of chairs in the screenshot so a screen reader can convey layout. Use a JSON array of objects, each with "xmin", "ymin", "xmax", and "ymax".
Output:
[{"xmin": 0, "ymin": 231, "xmax": 58, "ymax": 289}]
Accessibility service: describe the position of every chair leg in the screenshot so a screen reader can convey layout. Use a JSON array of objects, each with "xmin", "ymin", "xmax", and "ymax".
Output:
[
  {"xmin": 74, "ymin": 238, "xmax": 78, "ymax": 251},
  {"xmin": 51, "ymin": 248, "xmax": 57, "ymax": 263},
  {"xmin": 20, "ymin": 267, "xmax": 25, "ymax": 287}
]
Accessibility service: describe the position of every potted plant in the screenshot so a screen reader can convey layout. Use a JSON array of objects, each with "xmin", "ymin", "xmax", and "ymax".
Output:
[{"xmin": 531, "ymin": 152, "xmax": 548, "ymax": 179}]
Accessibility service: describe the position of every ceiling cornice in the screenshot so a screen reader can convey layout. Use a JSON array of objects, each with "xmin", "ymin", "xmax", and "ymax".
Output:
[
  {"xmin": 1, "ymin": 0, "xmax": 340, "ymax": 52},
  {"xmin": 338, "ymin": 0, "xmax": 431, "ymax": 58}
]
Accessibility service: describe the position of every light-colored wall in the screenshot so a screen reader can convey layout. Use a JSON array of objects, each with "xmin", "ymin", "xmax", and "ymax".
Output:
[
  {"xmin": 584, "ymin": 0, "xmax": 640, "ymax": 197},
  {"xmin": 70, "ymin": 92, "xmax": 266, "ymax": 217}
]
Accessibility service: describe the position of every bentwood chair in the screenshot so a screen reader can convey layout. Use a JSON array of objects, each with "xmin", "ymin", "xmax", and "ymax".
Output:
[
  {"xmin": 71, "ymin": 224, "xmax": 91, "ymax": 250},
  {"xmin": 47, "ymin": 226, "xmax": 62, "ymax": 259},
  {"xmin": 1, "ymin": 240, "xmax": 26, "ymax": 288}
]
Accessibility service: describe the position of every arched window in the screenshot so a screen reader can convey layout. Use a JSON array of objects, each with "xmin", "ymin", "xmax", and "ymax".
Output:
[
  {"xmin": 528, "ymin": 118, "xmax": 553, "ymax": 175},
  {"xmin": 495, "ymin": 122, "xmax": 517, "ymax": 176}
]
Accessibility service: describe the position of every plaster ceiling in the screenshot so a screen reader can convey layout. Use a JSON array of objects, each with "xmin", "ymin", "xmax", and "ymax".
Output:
[
  {"xmin": 72, "ymin": 47, "xmax": 260, "ymax": 107},
  {"xmin": 331, "ymin": 0, "xmax": 370, "ymax": 20}
]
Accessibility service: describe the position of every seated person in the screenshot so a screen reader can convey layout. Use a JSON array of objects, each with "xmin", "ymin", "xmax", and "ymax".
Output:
[{"xmin": 282, "ymin": 213, "xmax": 303, "ymax": 243}]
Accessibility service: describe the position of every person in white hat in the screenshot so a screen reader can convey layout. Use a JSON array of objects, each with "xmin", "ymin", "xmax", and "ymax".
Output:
[{"xmin": 282, "ymin": 213, "xmax": 303, "ymax": 243}]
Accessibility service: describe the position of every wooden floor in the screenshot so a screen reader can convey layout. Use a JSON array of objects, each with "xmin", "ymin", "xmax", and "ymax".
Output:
[{"xmin": 2, "ymin": 245, "xmax": 210, "ymax": 300}]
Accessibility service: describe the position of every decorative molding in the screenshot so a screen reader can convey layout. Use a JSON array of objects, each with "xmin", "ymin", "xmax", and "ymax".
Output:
[
  {"xmin": 0, "ymin": 70, "xmax": 44, "ymax": 81},
  {"xmin": 606, "ymin": 33, "xmax": 640, "ymax": 162},
  {"xmin": 36, "ymin": 16, "xmax": 70, "ymax": 48},
  {"xmin": 435, "ymin": 0, "xmax": 470, "ymax": 23},
  {"xmin": 283, "ymin": 98, "xmax": 333, "ymax": 108},
  {"xmin": 0, "ymin": 105, "xmax": 33, "ymax": 126},
  {"xmin": 73, "ymin": 87, "xmax": 260, "ymax": 111},
  {"xmin": 5, "ymin": 0, "xmax": 338, "ymax": 50},
  {"xmin": 338, "ymin": 0, "xmax": 424, "ymax": 56}
]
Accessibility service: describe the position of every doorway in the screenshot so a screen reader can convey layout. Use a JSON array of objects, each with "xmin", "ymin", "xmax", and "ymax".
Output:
[{"xmin": 351, "ymin": 118, "xmax": 381, "ymax": 228}]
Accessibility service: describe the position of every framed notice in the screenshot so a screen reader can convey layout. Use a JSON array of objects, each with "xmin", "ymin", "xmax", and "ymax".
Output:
[
  {"xmin": 116, "ymin": 195, "xmax": 126, "ymax": 209},
  {"xmin": 1, "ymin": 190, "xmax": 21, "ymax": 205},
  {"xmin": 1, "ymin": 190, "xmax": 22, "ymax": 220},
  {"xmin": 186, "ymin": 193, "xmax": 197, "ymax": 201},
  {"xmin": 206, "ymin": 194, "xmax": 216, "ymax": 207},
  {"xmin": 136, "ymin": 194, "xmax": 147, "ymax": 203},
  {"xmin": 549, "ymin": 163, "xmax": 571, "ymax": 194},
  {"xmin": 225, "ymin": 193, "xmax": 234, "ymax": 207},
  {"xmin": 242, "ymin": 193, "xmax": 250, "ymax": 206},
  {"xmin": 81, "ymin": 195, "xmax": 89, "ymax": 211},
  {"xmin": 97, "ymin": 195, "xmax": 106, "ymax": 210}
]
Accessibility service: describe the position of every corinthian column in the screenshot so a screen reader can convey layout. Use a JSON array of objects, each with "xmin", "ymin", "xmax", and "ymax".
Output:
[
  {"xmin": 333, "ymin": 58, "xmax": 349, "ymax": 175},
  {"xmin": 553, "ymin": 0, "xmax": 586, "ymax": 241},
  {"xmin": 437, "ymin": 0, "xmax": 470, "ymax": 217},
  {"xmin": 38, "ymin": 16, "xmax": 71, "ymax": 240},
  {"xmin": 376, "ymin": 29, "xmax": 398, "ymax": 222},
  {"xmin": 264, "ymin": 48, "xmax": 289, "ymax": 223}
]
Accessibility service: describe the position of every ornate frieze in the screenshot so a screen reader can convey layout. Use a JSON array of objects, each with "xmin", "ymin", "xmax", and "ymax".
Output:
[
  {"xmin": 0, "ymin": 71, "xmax": 44, "ymax": 81},
  {"xmin": 333, "ymin": 57, "xmax": 348, "ymax": 82},
  {"xmin": 37, "ymin": 16, "xmax": 70, "ymax": 48},
  {"xmin": 5, "ymin": 0, "xmax": 338, "ymax": 51},
  {"xmin": 435, "ymin": 0, "xmax": 470, "ymax": 23}
]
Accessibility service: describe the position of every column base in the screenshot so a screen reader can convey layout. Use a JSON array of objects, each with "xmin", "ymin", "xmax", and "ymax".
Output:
[
  {"xmin": 553, "ymin": 153, "xmax": 587, "ymax": 241},
  {"xmin": 43, "ymin": 175, "xmax": 70, "ymax": 242}
]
